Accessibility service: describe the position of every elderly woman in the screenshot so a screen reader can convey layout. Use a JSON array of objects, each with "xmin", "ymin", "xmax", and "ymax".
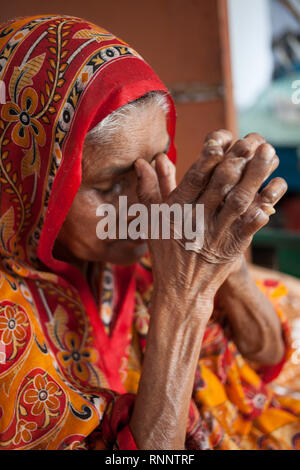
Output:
[{"xmin": 0, "ymin": 14, "xmax": 299, "ymax": 450}]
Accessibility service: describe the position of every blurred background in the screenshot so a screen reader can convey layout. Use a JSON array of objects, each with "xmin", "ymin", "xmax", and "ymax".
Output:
[
  {"xmin": 1, "ymin": 0, "xmax": 300, "ymax": 278},
  {"xmin": 230, "ymin": 0, "xmax": 300, "ymax": 279}
]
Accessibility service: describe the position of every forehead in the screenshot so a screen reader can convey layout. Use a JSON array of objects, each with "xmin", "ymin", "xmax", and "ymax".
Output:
[{"xmin": 82, "ymin": 104, "xmax": 169, "ymax": 181}]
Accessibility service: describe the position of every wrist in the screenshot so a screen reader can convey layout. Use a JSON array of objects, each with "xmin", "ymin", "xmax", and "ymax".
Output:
[
  {"xmin": 151, "ymin": 260, "xmax": 234, "ymax": 310},
  {"xmin": 131, "ymin": 293, "xmax": 209, "ymax": 450},
  {"xmin": 221, "ymin": 257, "xmax": 251, "ymax": 295},
  {"xmin": 151, "ymin": 283, "xmax": 215, "ymax": 324}
]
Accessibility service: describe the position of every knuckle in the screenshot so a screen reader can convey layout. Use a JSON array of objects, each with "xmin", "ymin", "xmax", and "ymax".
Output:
[
  {"xmin": 171, "ymin": 185, "xmax": 193, "ymax": 205},
  {"xmin": 230, "ymin": 139, "xmax": 251, "ymax": 157},
  {"xmin": 261, "ymin": 189, "xmax": 274, "ymax": 203},
  {"xmin": 212, "ymin": 159, "xmax": 244, "ymax": 188},
  {"xmin": 226, "ymin": 188, "xmax": 251, "ymax": 214},
  {"xmin": 244, "ymin": 132, "xmax": 265, "ymax": 141},
  {"xmin": 205, "ymin": 130, "xmax": 222, "ymax": 142},
  {"xmin": 185, "ymin": 163, "xmax": 205, "ymax": 188},
  {"xmin": 256, "ymin": 143, "xmax": 275, "ymax": 160},
  {"xmin": 224, "ymin": 158, "xmax": 244, "ymax": 173},
  {"xmin": 247, "ymin": 207, "xmax": 269, "ymax": 227},
  {"xmin": 202, "ymin": 145, "xmax": 223, "ymax": 158},
  {"xmin": 213, "ymin": 163, "xmax": 232, "ymax": 183},
  {"xmin": 205, "ymin": 129, "xmax": 232, "ymax": 145},
  {"xmin": 262, "ymin": 178, "xmax": 288, "ymax": 202}
]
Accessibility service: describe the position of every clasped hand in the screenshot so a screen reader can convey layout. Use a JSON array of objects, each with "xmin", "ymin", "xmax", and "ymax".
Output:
[{"xmin": 134, "ymin": 130, "xmax": 287, "ymax": 307}]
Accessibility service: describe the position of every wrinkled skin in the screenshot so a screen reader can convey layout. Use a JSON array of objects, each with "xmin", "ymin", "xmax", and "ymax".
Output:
[
  {"xmin": 53, "ymin": 103, "xmax": 169, "ymax": 267},
  {"xmin": 135, "ymin": 129, "xmax": 285, "ymax": 293},
  {"xmin": 54, "ymin": 104, "xmax": 288, "ymax": 450},
  {"xmin": 131, "ymin": 127, "xmax": 287, "ymax": 450}
]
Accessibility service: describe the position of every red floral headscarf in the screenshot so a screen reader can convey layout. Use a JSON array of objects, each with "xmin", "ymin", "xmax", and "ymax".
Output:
[{"xmin": 0, "ymin": 14, "xmax": 176, "ymax": 449}]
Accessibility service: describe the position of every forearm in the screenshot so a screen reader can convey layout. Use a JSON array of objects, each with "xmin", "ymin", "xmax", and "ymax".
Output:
[
  {"xmin": 218, "ymin": 267, "xmax": 285, "ymax": 365},
  {"xmin": 129, "ymin": 129, "xmax": 288, "ymax": 449},
  {"xmin": 130, "ymin": 292, "xmax": 212, "ymax": 450}
]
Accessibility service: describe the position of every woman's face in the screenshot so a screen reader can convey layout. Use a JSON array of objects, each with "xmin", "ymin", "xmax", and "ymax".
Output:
[{"xmin": 54, "ymin": 103, "xmax": 170, "ymax": 266}]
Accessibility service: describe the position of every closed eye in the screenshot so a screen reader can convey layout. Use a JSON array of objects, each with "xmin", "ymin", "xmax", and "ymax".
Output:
[
  {"xmin": 97, "ymin": 182, "xmax": 122, "ymax": 195},
  {"xmin": 94, "ymin": 137, "xmax": 171, "ymax": 193}
]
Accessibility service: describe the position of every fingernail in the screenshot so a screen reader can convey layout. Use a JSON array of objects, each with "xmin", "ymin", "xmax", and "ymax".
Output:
[
  {"xmin": 261, "ymin": 203, "xmax": 276, "ymax": 215},
  {"xmin": 205, "ymin": 138, "xmax": 219, "ymax": 147}
]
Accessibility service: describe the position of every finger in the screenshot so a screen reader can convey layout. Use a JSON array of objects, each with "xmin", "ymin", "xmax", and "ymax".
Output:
[
  {"xmin": 235, "ymin": 204, "xmax": 270, "ymax": 241},
  {"xmin": 169, "ymin": 141, "xmax": 224, "ymax": 204},
  {"xmin": 196, "ymin": 134, "xmax": 267, "ymax": 211},
  {"xmin": 203, "ymin": 129, "xmax": 233, "ymax": 154},
  {"xmin": 217, "ymin": 143, "xmax": 279, "ymax": 227},
  {"xmin": 199, "ymin": 136, "xmax": 273, "ymax": 213},
  {"xmin": 198, "ymin": 157, "xmax": 247, "ymax": 212},
  {"xmin": 198, "ymin": 138, "xmax": 254, "ymax": 211},
  {"xmin": 135, "ymin": 158, "xmax": 162, "ymax": 206},
  {"xmin": 233, "ymin": 178, "xmax": 287, "ymax": 240},
  {"xmin": 259, "ymin": 177, "xmax": 288, "ymax": 214},
  {"xmin": 241, "ymin": 132, "xmax": 266, "ymax": 151},
  {"xmin": 224, "ymin": 134, "xmax": 265, "ymax": 162},
  {"xmin": 155, "ymin": 153, "xmax": 177, "ymax": 200},
  {"xmin": 200, "ymin": 130, "xmax": 232, "ymax": 165}
]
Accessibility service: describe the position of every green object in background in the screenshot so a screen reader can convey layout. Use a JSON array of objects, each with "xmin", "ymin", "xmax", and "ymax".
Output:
[
  {"xmin": 239, "ymin": 72, "xmax": 300, "ymax": 147},
  {"xmin": 240, "ymin": 74, "xmax": 300, "ymax": 278},
  {"xmin": 253, "ymin": 228, "xmax": 300, "ymax": 278},
  {"xmin": 278, "ymin": 248, "xmax": 300, "ymax": 279}
]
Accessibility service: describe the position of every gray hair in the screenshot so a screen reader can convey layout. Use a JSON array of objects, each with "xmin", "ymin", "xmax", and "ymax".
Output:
[{"xmin": 84, "ymin": 91, "xmax": 169, "ymax": 148}]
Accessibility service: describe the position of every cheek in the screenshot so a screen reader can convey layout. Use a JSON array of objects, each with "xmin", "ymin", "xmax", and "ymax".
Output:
[
  {"xmin": 98, "ymin": 175, "xmax": 139, "ymax": 211},
  {"xmin": 62, "ymin": 179, "xmax": 139, "ymax": 245},
  {"xmin": 69, "ymin": 191, "xmax": 100, "ymax": 226},
  {"xmin": 61, "ymin": 190, "xmax": 108, "ymax": 246}
]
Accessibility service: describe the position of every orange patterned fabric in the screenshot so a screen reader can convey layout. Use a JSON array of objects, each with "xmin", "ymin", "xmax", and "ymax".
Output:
[
  {"xmin": 0, "ymin": 14, "xmax": 175, "ymax": 450},
  {"xmin": 124, "ymin": 265, "xmax": 300, "ymax": 450},
  {"xmin": 0, "ymin": 15, "xmax": 299, "ymax": 451}
]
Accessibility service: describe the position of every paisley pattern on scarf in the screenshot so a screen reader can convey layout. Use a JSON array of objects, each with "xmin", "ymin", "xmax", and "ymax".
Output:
[
  {"xmin": 124, "ymin": 273, "xmax": 300, "ymax": 450},
  {"xmin": 0, "ymin": 15, "xmax": 299, "ymax": 450},
  {"xmin": 0, "ymin": 14, "xmax": 175, "ymax": 449}
]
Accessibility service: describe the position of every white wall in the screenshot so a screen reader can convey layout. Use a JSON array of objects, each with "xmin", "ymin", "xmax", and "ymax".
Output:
[
  {"xmin": 228, "ymin": 0, "xmax": 273, "ymax": 110},
  {"xmin": 271, "ymin": 0, "xmax": 300, "ymax": 37}
]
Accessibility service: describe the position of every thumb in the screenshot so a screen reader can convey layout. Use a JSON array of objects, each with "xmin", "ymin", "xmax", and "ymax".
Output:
[{"xmin": 135, "ymin": 158, "xmax": 162, "ymax": 207}]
